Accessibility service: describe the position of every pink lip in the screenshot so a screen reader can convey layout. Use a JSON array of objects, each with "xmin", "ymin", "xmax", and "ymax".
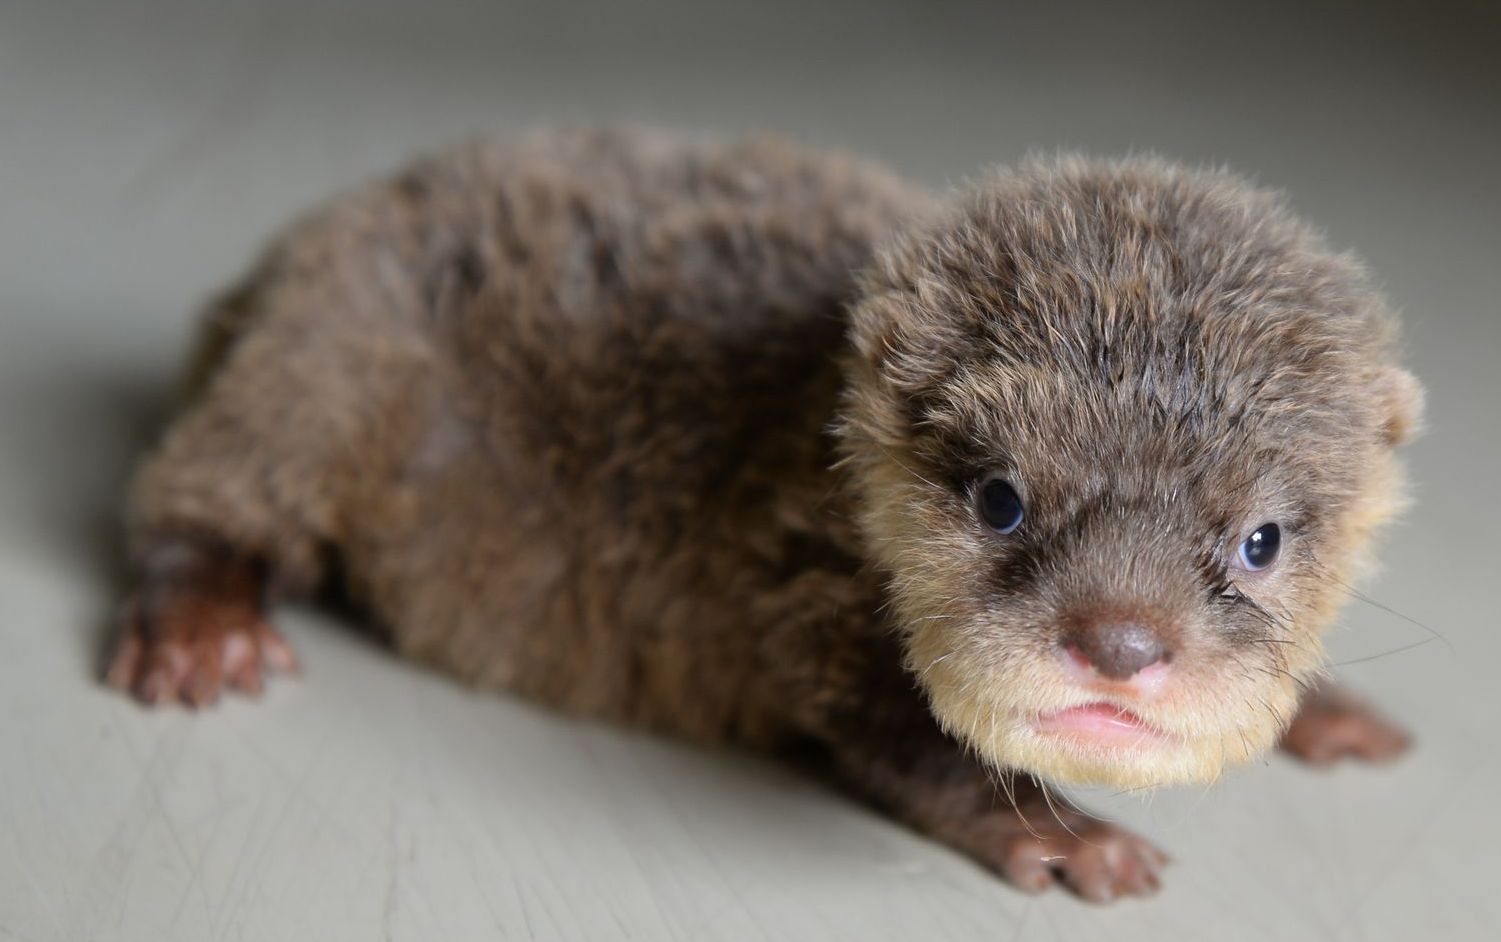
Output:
[{"xmin": 1033, "ymin": 702, "xmax": 1176, "ymax": 748}]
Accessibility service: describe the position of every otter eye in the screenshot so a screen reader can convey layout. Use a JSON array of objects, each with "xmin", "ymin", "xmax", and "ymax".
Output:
[
  {"xmin": 977, "ymin": 476, "xmax": 1024, "ymax": 534},
  {"xmin": 1236, "ymin": 523, "xmax": 1282, "ymax": 571}
]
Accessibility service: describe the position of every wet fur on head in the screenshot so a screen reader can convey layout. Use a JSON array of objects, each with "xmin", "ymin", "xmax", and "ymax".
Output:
[{"xmin": 837, "ymin": 154, "xmax": 1421, "ymax": 789}]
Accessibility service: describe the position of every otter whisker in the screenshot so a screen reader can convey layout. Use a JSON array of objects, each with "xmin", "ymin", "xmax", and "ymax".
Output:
[
  {"xmin": 1004, "ymin": 775, "xmax": 1047, "ymax": 842},
  {"xmin": 919, "ymin": 652, "xmax": 955, "ymax": 678},
  {"xmin": 1332, "ymin": 636, "xmax": 1441, "ymax": 667},
  {"xmin": 1036, "ymin": 778, "xmax": 1084, "ymax": 843},
  {"xmin": 1237, "ymin": 727, "xmax": 1257, "ymax": 764},
  {"xmin": 1309, "ymin": 557, "xmax": 1451, "ymax": 655},
  {"xmin": 874, "ymin": 443, "xmax": 945, "ymax": 493},
  {"xmin": 1254, "ymin": 695, "xmax": 1289, "ymax": 731}
]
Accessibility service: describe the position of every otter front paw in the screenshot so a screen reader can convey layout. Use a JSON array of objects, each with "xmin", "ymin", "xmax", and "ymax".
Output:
[
  {"xmin": 1279, "ymin": 683, "xmax": 1410, "ymax": 765},
  {"xmin": 106, "ymin": 591, "xmax": 297, "ymax": 707},
  {"xmin": 943, "ymin": 805, "xmax": 1169, "ymax": 902}
]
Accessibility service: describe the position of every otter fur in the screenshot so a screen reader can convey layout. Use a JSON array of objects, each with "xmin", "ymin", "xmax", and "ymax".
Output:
[{"xmin": 109, "ymin": 127, "xmax": 1420, "ymax": 900}]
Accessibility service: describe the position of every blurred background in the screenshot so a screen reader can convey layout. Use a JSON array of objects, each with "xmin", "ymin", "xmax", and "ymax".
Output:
[{"xmin": 1, "ymin": 1, "xmax": 1497, "ymax": 939}]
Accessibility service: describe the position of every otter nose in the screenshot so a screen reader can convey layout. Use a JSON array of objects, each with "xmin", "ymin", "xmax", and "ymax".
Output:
[{"xmin": 1070, "ymin": 621, "xmax": 1168, "ymax": 680}]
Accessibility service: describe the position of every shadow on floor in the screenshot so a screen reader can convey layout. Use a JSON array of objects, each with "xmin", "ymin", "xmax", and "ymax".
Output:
[{"xmin": 1, "ymin": 350, "xmax": 178, "ymax": 664}]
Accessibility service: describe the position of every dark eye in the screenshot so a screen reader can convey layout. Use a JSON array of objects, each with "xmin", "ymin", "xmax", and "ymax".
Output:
[
  {"xmin": 1236, "ymin": 523, "xmax": 1282, "ymax": 571},
  {"xmin": 977, "ymin": 476, "xmax": 1024, "ymax": 534}
]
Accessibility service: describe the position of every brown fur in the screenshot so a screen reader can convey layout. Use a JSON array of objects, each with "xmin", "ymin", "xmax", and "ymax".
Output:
[{"xmin": 115, "ymin": 128, "xmax": 1420, "ymax": 898}]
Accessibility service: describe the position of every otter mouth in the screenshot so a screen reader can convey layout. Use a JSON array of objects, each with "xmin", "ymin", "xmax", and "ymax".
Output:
[{"xmin": 1031, "ymin": 702, "xmax": 1180, "ymax": 750}]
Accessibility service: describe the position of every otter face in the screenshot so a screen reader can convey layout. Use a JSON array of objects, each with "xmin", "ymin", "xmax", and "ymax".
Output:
[{"xmin": 840, "ymin": 157, "xmax": 1421, "ymax": 789}]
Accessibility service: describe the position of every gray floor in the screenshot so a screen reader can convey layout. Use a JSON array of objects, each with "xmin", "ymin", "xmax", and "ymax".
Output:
[{"xmin": 2, "ymin": 1, "xmax": 1498, "ymax": 939}]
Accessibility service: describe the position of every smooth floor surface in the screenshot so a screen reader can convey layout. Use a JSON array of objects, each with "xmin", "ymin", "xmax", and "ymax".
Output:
[{"xmin": 2, "ymin": 1, "xmax": 1498, "ymax": 939}]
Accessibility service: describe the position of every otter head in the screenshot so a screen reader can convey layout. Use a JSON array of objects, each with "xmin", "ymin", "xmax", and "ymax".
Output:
[{"xmin": 838, "ymin": 156, "xmax": 1422, "ymax": 789}]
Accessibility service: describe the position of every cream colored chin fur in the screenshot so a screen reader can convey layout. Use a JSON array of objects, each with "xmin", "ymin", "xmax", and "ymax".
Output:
[
  {"xmin": 919, "ymin": 676, "xmax": 1293, "ymax": 790},
  {"xmin": 892, "ymin": 541, "xmax": 1333, "ymax": 790}
]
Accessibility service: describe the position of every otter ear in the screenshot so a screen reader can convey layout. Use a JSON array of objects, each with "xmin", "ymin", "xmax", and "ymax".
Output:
[{"xmin": 1373, "ymin": 365, "xmax": 1424, "ymax": 447}]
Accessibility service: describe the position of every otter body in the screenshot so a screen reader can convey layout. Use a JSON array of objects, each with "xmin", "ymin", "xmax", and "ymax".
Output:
[
  {"xmin": 129, "ymin": 129, "xmax": 918, "ymax": 742},
  {"xmin": 112, "ymin": 128, "xmax": 1419, "ymax": 900}
]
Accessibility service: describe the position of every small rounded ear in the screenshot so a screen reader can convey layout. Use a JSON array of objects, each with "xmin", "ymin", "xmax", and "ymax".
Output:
[{"xmin": 1373, "ymin": 365, "xmax": 1424, "ymax": 447}]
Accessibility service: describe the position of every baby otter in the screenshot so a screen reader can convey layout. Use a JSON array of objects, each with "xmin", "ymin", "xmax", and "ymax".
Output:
[{"xmin": 108, "ymin": 128, "xmax": 1420, "ymax": 901}]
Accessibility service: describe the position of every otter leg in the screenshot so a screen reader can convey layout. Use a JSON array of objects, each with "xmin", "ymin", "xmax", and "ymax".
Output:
[
  {"xmin": 1278, "ymin": 680, "xmax": 1411, "ymax": 764},
  {"xmin": 115, "ymin": 203, "xmax": 439, "ymax": 706},
  {"xmin": 107, "ymin": 537, "xmax": 295, "ymax": 706},
  {"xmin": 824, "ymin": 694, "xmax": 1167, "ymax": 901},
  {"xmin": 114, "ymin": 304, "xmax": 431, "ymax": 707}
]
